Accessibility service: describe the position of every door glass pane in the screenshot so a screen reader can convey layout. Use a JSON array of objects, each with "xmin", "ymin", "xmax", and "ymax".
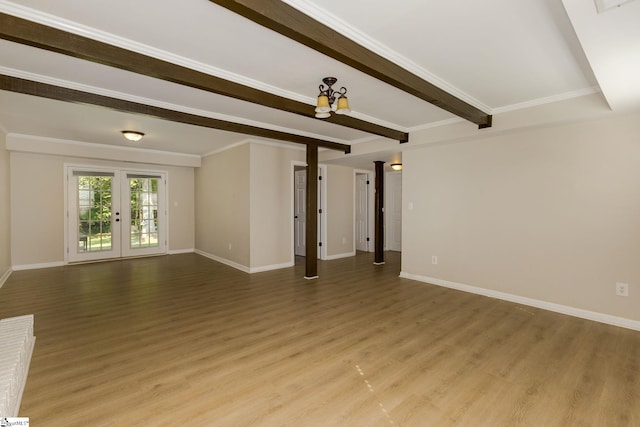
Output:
[
  {"xmin": 129, "ymin": 177, "xmax": 159, "ymax": 249},
  {"xmin": 77, "ymin": 176, "xmax": 112, "ymax": 253}
]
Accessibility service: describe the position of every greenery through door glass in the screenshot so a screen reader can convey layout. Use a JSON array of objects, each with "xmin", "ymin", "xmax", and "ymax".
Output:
[
  {"xmin": 129, "ymin": 178, "xmax": 159, "ymax": 249},
  {"xmin": 78, "ymin": 176, "xmax": 112, "ymax": 252}
]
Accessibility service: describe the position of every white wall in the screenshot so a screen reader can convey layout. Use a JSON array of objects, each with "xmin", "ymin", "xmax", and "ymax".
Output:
[
  {"xmin": 385, "ymin": 171, "xmax": 402, "ymax": 252},
  {"xmin": 167, "ymin": 166, "xmax": 195, "ymax": 252},
  {"xmin": 249, "ymin": 143, "xmax": 304, "ymax": 270},
  {"xmin": 195, "ymin": 143, "xmax": 250, "ymax": 268},
  {"xmin": 195, "ymin": 142, "xmax": 305, "ymax": 272},
  {"xmin": 0, "ymin": 132, "xmax": 11, "ymax": 284},
  {"xmin": 9, "ymin": 151, "xmax": 195, "ymax": 267},
  {"xmin": 402, "ymin": 112, "xmax": 640, "ymax": 323},
  {"xmin": 325, "ymin": 164, "xmax": 354, "ymax": 258}
]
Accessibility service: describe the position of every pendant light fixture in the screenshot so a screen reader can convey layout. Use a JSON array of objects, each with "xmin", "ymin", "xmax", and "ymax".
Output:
[{"xmin": 315, "ymin": 77, "xmax": 350, "ymax": 118}]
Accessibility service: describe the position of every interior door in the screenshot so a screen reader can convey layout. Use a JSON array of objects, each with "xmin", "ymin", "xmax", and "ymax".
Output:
[
  {"xmin": 355, "ymin": 173, "xmax": 369, "ymax": 252},
  {"xmin": 293, "ymin": 167, "xmax": 322, "ymax": 258},
  {"xmin": 67, "ymin": 167, "xmax": 166, "ymax": 262},
  {"xmin": 294, "ymin": 170, "xmax": 306, "ymax": 256}
]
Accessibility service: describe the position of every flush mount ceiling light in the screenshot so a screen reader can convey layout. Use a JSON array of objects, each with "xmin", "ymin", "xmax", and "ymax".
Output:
[
  {"xmin": 390, "ymin": 163, "xmax": 403, "ymax": 171},
  {"xmin": 121, "ymin": 130, "xmax": 145, "ymax": 142},
  {"xmin": 315, "ymin": 77, "xmax": 350, "ymax": 119}
]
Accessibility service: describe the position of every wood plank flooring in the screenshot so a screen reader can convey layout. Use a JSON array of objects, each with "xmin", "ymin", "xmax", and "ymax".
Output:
[{"xmin": 1, "ymin": 252, "xmax": 639, "ymax": 426}]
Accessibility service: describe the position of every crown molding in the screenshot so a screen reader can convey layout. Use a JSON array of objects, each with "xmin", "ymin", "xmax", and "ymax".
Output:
[
  {"xmin": 6, "ymin": 133, "xmax": 201, "ymax": 167},
  {"xmin": 202, "ymin": 138, "xmax": 306, "ymax": 159},
  {"xmin": 408, "ymin": 117, "xmax": 466, "ymax": 133},
  {"xmin": 492, "ymin": 86, "xmax": 602, "ymax": 115},
  {"xmin": 347, "ymin": 110, "xmax": 410, "ymax": 134},
  {"xmin": 201, "ymin": 140, "xmax": 251, "ymax": 158}
]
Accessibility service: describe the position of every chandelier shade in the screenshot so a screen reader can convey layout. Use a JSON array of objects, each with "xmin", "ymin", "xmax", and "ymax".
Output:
[
  {"xmin": 335, "ymin": 96, "xmax": 350, "ymax": 114},
  {"xmin": 315, "ymin": 94, "xmax": 331, "ymax": 113}
]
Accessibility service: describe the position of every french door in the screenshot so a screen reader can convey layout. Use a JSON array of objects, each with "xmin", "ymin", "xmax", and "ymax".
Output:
[{"xmin": 67, "ymin": 167, "xmax": 167, "ymax": 262}]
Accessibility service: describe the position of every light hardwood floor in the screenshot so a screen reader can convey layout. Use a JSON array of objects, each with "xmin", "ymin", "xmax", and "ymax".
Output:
[{"xmin": 1, "ymin": 252, "xmax": 639, "ymax": 426}]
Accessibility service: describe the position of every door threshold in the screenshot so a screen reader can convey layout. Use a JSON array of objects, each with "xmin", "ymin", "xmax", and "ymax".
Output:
[{"xmin": 67, "ymin": 253, "xmax": 167, "ymax": 265}]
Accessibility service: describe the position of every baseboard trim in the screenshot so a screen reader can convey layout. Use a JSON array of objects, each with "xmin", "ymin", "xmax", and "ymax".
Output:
[
  {"xmin": 194, "ymin": 249, "xmax": 250, "ymax": 273},
  {"xmin": 249, "ymin": 262, "xmax": 294, "ymax": 274},
  {"xmin": 0, "ymin": 267, "xmax": 12, "ymax": 289},
  {"xmin": 168, "ymin": 248, "xmax": 195, "ymax": 255},
  {"xmin": 399, "ymin": 272, "xmax": 640, "ymax": 332},
  {"xmin": 12, "ymin": 261, "xmax": 65, "ymax": 271},
  {"xmin": 194, "ymin": 250, "xmax": 295, "ymax": 274},
  {"xmin": 325, "ymin": 251, "xmax": 356, "ymax": 261}
]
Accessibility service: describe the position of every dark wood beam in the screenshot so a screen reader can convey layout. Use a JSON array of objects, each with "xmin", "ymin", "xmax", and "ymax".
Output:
[
  {"xmin": 374, "ymin": 161, "xmax": 385, "ymax": 265},
  {"xmin": 208, "ymin": 0, "xmax": 492, "ymax": 129},
  {"xmin": 0, "ymin": 12, "xmax": 407, "ymax": 142},
  {"xmin": 305, "ymin": 146, "xmax": 319, "ymax": 279},
  {"xmin": 0, "ymin": 74, "xmax": 350, "ymax": 153}
]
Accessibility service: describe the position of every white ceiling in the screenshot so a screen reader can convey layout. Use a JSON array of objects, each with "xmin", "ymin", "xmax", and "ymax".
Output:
[{"xmin": 0, "ymin": 0, "xmax": 638, "ymax": 168}]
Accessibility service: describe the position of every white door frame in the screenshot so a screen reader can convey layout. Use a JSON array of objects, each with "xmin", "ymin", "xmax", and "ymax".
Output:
[
  {"xmin": 64, "ymin": 164, "xmax": 169, "ymax": 264},
  {"xmin": 291, "ymin": 161, "xmax": 327, "ymax": 263}
]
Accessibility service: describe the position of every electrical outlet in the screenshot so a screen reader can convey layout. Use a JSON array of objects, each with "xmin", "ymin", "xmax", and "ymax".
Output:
[
  {"xmin": 616, "ymin": 282, "xmax": 629, "ymax": 297},
  {"xmin": 432, "ymin": 256, "xmax": 438, "ymax": 265}
]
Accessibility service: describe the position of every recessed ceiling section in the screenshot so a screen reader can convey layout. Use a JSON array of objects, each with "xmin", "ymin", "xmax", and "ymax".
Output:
[
  {"xmin": 285, "ymin": 0, "xmax": 599, "ymax": 109},
  {"xmin": 562, "ymin": 0, "xmax": 640, "ymax": 111},
  {"xmin": 0, "ymin": 9, "xmax": 406, "ymax": 142},
  {"xmin": 1, "ymin": 0, "xmax": 476, "ymax": 125},
  {"xmin": 208, "ymin": 0, "xmax": 491, "ymax": 128},
  {"xmin": 0, "ymin": 90, "xmax": 248, "ymax": 155},
  {"xmin": 0, "ymin": 39, "xmax": 373, "ymax": 143}
]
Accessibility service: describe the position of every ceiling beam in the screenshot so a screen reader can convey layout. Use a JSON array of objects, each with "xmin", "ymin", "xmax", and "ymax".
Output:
[
  {"xmin": 0, "ymin": 12, "xmax": 407, "ymax": 142},
  {"xmin": 208, "ymin": 0, "xmax": 493, "ymax": 129},
  {"xmin": 0, "ymin": 75, "xmax": 351, "ymax": 153}
]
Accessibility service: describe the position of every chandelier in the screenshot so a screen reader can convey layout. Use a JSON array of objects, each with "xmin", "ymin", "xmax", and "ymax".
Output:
[{"xmin": 315, "ymin": 77, "xmax": 350, "ymax": 118}]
